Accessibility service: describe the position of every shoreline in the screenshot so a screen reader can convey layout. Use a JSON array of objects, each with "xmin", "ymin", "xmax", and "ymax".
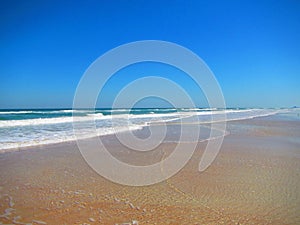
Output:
[{"xmin": 0, "ymin": 112, "xmax": 280, "ymax": 154}]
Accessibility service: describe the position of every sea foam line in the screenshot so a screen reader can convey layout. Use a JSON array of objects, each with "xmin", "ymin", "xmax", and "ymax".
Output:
[
  {"xmin": 0, "ymin": 109, "xmax": 281, "ymax": 152},
  {"xmin": 0, "ymin": 112, "xmax": 183, "ymax": 128},
  {"xmin": 0, "ymin": 109, "xmax": 277, "ymax": 128}
]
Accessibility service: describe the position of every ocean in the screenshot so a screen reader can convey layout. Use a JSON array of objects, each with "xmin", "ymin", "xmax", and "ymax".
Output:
[{"xmin": 0, "ymin": 108, "xmax": 291, "ymax": 151}]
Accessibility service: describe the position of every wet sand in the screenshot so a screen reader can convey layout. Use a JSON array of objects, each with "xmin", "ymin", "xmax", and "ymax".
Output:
[{"xmin": 0, "ymin": 116, "xmax": 299, "ymax": 224}]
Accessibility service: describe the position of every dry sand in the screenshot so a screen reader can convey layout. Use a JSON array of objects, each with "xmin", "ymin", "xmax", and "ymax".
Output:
[{"xmin": 0, "ymin": 116, "xmax": 299, "ymax": 224}]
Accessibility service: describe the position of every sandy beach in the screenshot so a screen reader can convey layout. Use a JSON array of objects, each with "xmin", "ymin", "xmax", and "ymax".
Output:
[
  {"xmin": 0, "ymin": 115, "xmax": 299, "ymax": 225},
  {"xmin": 1, "ymin": 0, "xmax": 299, "ymax": 224}
]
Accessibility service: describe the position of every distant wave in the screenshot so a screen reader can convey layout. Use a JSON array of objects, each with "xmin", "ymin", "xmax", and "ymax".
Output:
[
  {"xmin": 0, "ymin": 109, "xmax": 89, "ymax": 115},
  {"xmin": 0, "ymin": 113, "xmax": 103, "ymax": 128},
  {"xmin": 0, "ymin": 110, "xmax": 35, "ymax": 114},
  {"xmin": 0, "ymin": 112, "xmax": 184, "ymax": 128}
]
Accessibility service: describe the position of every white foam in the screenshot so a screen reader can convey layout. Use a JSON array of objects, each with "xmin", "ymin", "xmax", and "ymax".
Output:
[
  {"xmin": 0, "ymin": 124, "xmax": 144, "ymax": 152},
  {"xmin": 0, "ymin": 108, "xmax": 282, "ymax": 152},
  {"xmin": 0, "ymin": 109, "xmax": 93, "ymax": 115},
  {"xmin": 0, "ymin": 113, "xmax": 105, "ymax": 128},
  {"xmin": 0, "ymin": 110, "xmax": 34, "ymax": 114},
  {"xmin": 128, "ymin": 112, "xmax": 180, "ymax": 119}
]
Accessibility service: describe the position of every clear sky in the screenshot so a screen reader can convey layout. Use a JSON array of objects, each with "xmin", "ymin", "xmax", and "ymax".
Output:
[{"xmin": 1, "ymin": 0, "xmax": 299, "ymax": 109}]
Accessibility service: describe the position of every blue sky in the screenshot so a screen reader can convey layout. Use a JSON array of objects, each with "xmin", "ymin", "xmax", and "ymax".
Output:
[{"xmin": 1, "ymin": 0, "xmax": 299, "ymax": 108}]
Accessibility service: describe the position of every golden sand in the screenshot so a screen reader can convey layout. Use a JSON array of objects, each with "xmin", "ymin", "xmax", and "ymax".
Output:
[{"xmin": 0, "ymin": 118, "xmax": 299, "ymax": 224}]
